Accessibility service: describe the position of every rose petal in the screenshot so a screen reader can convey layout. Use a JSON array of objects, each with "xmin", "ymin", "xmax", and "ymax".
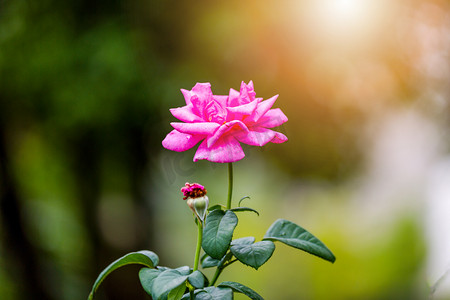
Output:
[
  {"xmin": 226, "ymin": 100, "xmax": 258, "ymax": 122},
  {"xmin": 227, "ymin": 88, "xmax": 241, "ymax": 107},
  {"xmin": 162, "ymin": 130, "xmax": 204, "ymax": 152},
  {"xmin": 255, "ymin": 108, "xmax": 288, "ymax": 128},
  {"xmin": 189, "ymin": 83, "xmax": 213, "ymax": 119},
  {"xmin": 171, "ymin": 122, "xmax": 220, "ymax": 135},
  {"xmin": 170, "ymin": 105, "xmax": 203, "ymax": 122},
  {"xmin": 191, "ymin": 83, "xmax": 213, "ymax": 101},
  {"xmin": 213, "ymin": 95, "xmax": 228, "ymax": 108},
  {"xmin": 206, "ymin": 120, "xmax": 249, "ymax": 148},
  {"xmin": 235, "ymin": 127, "xmax": 277, "ymax": 146},
  {"xmin": 181, "ymin": 89, "xmax": 192, "ymax": 105},
  {"xmin": 204, "ymin": 100, "xmax": 227, "ymax": 123},
  {"xmin": 247, "ymin": 95, "xmax": 279, "ymax": 123},
  {"xmin": 194, "ymin": 137, "xmax": 245, "ymax": 163},
  {"xmin": 271, "ymin": 131, "xmax": 288, "ymax": 143},
  {"xmin": 239, "ymin": 81, "xmax": 256, "ymax": 104}
]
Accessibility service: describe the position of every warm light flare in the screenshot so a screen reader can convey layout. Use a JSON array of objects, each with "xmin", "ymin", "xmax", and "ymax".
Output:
[
  {"xmin": 329, "ymin": 0, "xmax": 366, "ymax": 21},
  {"xmin": 308, "ymin": 0, "xmax": 382, "ymax": 41}
]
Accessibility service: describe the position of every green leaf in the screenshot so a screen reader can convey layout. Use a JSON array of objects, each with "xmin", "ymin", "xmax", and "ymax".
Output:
[
  {"xmin": 168, "ymin": 283, "xmax": 187, "ymax": 300},
  {"xmin": 188, "ymin": 270, "xmax": 206, "ymax": 289},
  {"xmin": 208, "ymin": 204, "xmax": 224, "ymax": 212},
  {"xmin": 230, "ymin": 207, "xmax": 259, "ymax": 216},
  {"xmin": 181, "ymin": 293, "xmax": 191, "ymax": 300},
  {"xmin": 202, "ymin": 210, "xmax": 238, "ymax": 259},
  {"xmin": 230, "ymin": 241, "xmax": 275, "ymax": 270},
  {"xmin": 139, "ymin": 268, "xmax": 162, "ymax": 296},
  {"xmin": 195, "ymin": 287, "xmax": 233, "ymax": 300},
  {"xmin": 218, "ymin": 251, "xmax": 234, "ymax": 266},
  {"xmin": 175, "ymin": 266, "xmax": 191, "ymax": 276},
  {"xmin": 231, "ymin": 237, "xmax": 255, "ymax": 246},
  {"xmin": 218, "ymin": 281, "xmax": 264, "ymax": 300},
  {"xmin": 201, "ymin": 254, "xmax": 220, "ymax": 268},
  {"xmin": 201, "ymin": 251, "xmax": 233, "ymax": 269},
  {"xmin": 263, "ymin": 219, "xmax": 336, "ymax": 263},
  {"xmin": 88, "ymin": 250, "xmax": 159, "ymax": 300},
  {"xmin": 150, "ymin": 269, "xmax": 189, "ymax": 300}
]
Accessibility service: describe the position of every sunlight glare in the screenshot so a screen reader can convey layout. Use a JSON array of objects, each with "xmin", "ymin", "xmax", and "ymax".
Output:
[
  {"xmin": 331, "ymin": 0, "xmax": 366, "ymax": 21},
  {"xmin": 311, "ymin": 0, "xmax": 377, "ymax": 39}
]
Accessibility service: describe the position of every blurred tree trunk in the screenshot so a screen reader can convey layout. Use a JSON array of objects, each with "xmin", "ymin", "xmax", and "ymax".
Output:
[
  {"xmin": 67, "ymin": 125, "xmax": 154, "ymax": 300},
  {"xmin": 0, "ymin": 116, "xmax": 53, "ymax": 300},
  {"xmin": 127, "ymin": 123, "xmax": 155, "ymax": 250},
  {"xmin": 67, "ymin": 128, "xmax": 103, "ymax": 271}
]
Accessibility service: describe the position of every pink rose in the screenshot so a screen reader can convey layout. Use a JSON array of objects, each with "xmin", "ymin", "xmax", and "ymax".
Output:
[{"xmin": 162, "ymin": 81, "xmax": 288, "ymax": 163}]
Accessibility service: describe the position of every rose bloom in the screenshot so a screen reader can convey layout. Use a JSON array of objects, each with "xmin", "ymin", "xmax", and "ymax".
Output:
[{"xmin": 162, "ymin": 81, "xmax": 288, "ymax": 163}]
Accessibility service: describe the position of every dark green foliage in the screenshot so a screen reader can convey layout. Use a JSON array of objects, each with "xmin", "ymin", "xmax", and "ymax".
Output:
[
  {"xmin": 202, "ymin": 210, "xmax": 238, "ymax": 259},
  {"xmin": 147, "ymin": 268, "xmax": 190, "ymax": 300},
  {"xmin": 264, "ymin": 219, "xmax": 336, "ymax": 263},
  {"xmin": 201, "ymin": 254, "xmax": 221, "ymax": 269},
  {"xmin": 218, "ymin": 282, "xmax": 264, "ymax": 300},
  {"xmin": 139, "ymin": 266, "xmax": 204, "ymax": 300},
  {"xmin": 188, "ymin": 271, "xmax": 206, "ymax": 289},
  {"xmin": 230, "ymin": 241, "xmax": 275, "ymax": 270},
  {"xmin": 168, "ymin": 284, "xmax": 187, "ymax": 300},
  {"xmin": 88, "ymin": 205, "xmax": 337, "ymax": 300},
  {"xmin": 88, "ymin": 251, "xmax": 159, "ymax": 299},
  {"xmin": 230, "ymin": 207, "xmax": 259, "ymax": 216},
  {"xmin": 184, "ymin": 287, "xmax": 234, "ymax": 300},
  {"xmin": 139, "ymin": 268, "xmax": 163, "ymax": 296},
  {"xmin": 231, "ymin": 237, "xmax": 255, "ymax": 246}
]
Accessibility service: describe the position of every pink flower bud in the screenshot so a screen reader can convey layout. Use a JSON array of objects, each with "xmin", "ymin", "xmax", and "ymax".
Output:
[{"xmin": 181, "ymin": 182, "xmax": 209, "ymax": 221}]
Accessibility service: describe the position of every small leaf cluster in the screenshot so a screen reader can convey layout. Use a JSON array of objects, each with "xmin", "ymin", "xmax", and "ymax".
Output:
[
  {"xmin": 200, "ymin": 205, "xmax": 335, "ymax": 274},
  {"xmin": 88, "ymin": 202, "xmax": 335, "ymax": 300}
]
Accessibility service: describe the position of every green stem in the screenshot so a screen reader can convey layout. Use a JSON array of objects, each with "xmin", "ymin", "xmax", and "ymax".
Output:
[
  {"xmin": 193, "ymin": 220, "xmax": 203, "ymax": 271},
  {"xmin": 209, "ymin": 256, "xmax": 238, "ymax": 286},
  {"xmin": 209, "ymin": 266, "xmax": 223, "ymax": 287},
  {"xmin": 226, "ymin": 162, "xmax": 233, "ymax": 210}
]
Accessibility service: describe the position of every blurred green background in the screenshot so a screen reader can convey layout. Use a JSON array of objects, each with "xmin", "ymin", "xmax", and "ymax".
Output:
[{"xmin": 1, "ymin": 0, "xmax": 449, "ymax": 299}]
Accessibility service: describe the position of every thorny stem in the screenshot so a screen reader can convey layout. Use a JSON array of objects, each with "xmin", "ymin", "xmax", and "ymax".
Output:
[{"xmin": 226, "ymin": 163, "xmax": 233, "ymax": 210}]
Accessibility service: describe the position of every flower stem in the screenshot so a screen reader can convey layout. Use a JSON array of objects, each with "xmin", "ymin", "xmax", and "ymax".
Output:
[
  {"xmin": 226, "ymin": 163, "xmax": 233, "ymax": 210},
  {"xmin": 193, "ymin": 220, "xmax": 203, "ymax": 271},
  {"xmin": 209, "ymin": 267, "xmax": 223, "ymax": 286},
  {"xmin": 209, "ymin": 257, "xmax": 237, "ymax": 286}
]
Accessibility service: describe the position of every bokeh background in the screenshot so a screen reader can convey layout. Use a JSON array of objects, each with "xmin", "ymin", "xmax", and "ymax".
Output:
[{"xmin": 1, "ymin": 0, "xmax": 450, "ymax": 299}]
